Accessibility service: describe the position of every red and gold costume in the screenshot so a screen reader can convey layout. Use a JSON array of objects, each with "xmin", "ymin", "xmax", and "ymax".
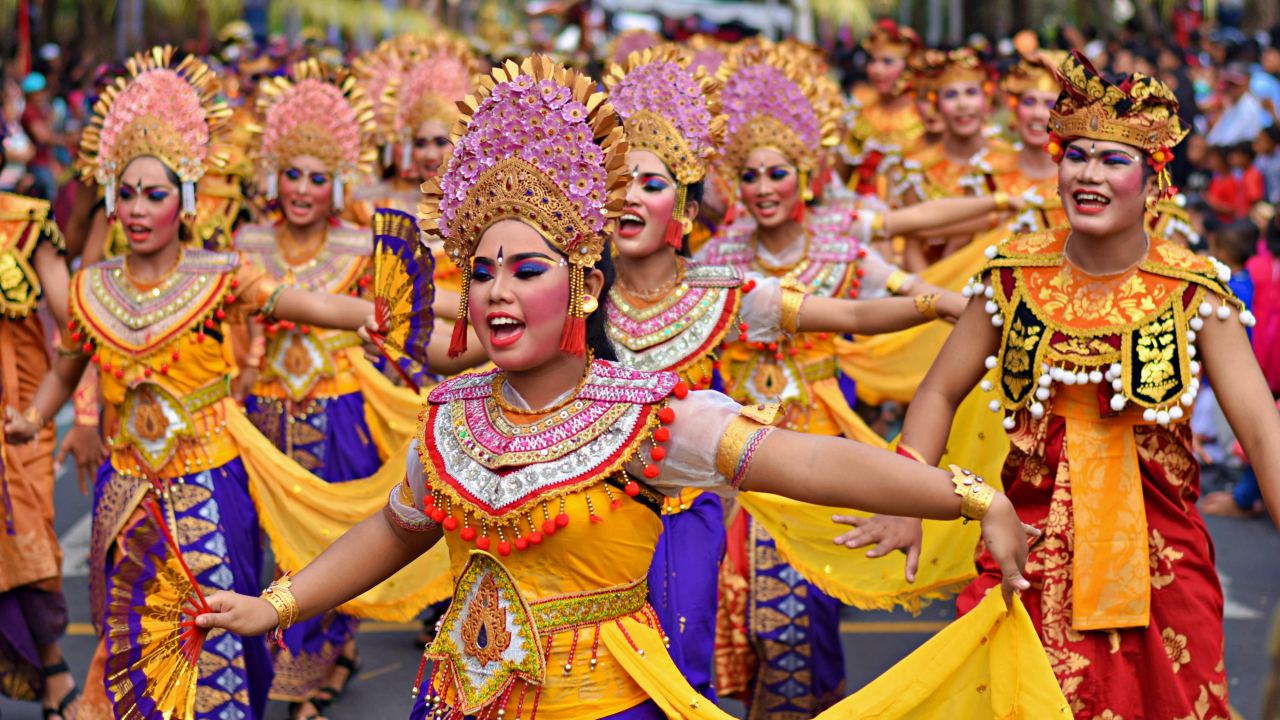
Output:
[
  {"xmin": 960, "ymin": 55, "xmax": 1243, "ymax": 718},
  {"xmin": 841, "ymin": 20, "xmax": 925, "ymax": 197}
]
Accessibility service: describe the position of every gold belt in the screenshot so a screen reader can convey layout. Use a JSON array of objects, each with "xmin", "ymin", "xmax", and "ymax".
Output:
[
  {"xmin": 798, "ymin": 356, "xmax": 838, "ymax": 382},
  {"xmin": 321, "ymin": 332, "xmax": 362, "ymax": 352},
  {"xmin": 182, "ymin": 377, "xmax": 231, "ymax": 413},
  {"xmin": 530, "ymin": 576, "xmax": 649, "ymax": 635}
]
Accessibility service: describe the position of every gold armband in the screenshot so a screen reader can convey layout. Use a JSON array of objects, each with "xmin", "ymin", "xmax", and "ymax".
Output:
[
  {"xmin": 884, "ymin": 269, "xmax": 913, "ymax": 295},
  {"xmin": 949, "ymin": 465, "xmax": 994, "ymax": 523},
  {"xmin": 993, "ymin": 191, "xmax": 1011, "ymax": 211},
  {"xmin": 22, "ymin": 407, "xmax": 46, "ymax": 429},
  {"xmin": 260, "ymin": 574, "xmax": 299, "ymax": 631},
  {"xmin": 868, "ymin": 212, "xmax": 887, "ymax": 239},
  {"xmin": 779, "ymin": 280, "xmax": 806, "ymax": 335},
  {"xmin": 261, "ymin": 285, "xmax": 287, "ymax": 319},
  {"xmin": 715, "ymin": 403, "xmax": 780, "ymax": 489},
  {"xmin": 914, "ymin": 292, "xmax": 940, "ymax": 320}
]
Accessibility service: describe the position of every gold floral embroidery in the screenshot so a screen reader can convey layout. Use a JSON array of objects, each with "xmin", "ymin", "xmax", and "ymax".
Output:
[
  {"xmin": 1162, "ymin": 627, "xmax": 1191, "ymax": 672},
  {"xmin": 1002, "ymin": 313, "xmax": 1043, "ymax": 399},
  {"xmin": 1148, "ymin": 529, "xmax": 1184, "ymax": 590},
  {"xmin": 1135, "ymin": 312, "xmax": 1177, "ymax": 397},
  {"xmin": 460, "ymin": 575, "xmax": 513, "ymax": 667}
]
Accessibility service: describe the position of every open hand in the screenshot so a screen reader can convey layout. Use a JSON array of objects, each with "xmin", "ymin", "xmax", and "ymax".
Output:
[
  {"xmin": 979, "ymin": 494, "xmax": 1039, "ymax": 605},
  {"xmin": 195, "ymin": 590, "xmax": 280, "ymax": 636},
  {"xmin": 832, "ymin": 514, "xmax": 923, "ymax": 582},
  {"xmin": 56, "ymin": 424, "xmax": 105, "ymax": 495}
]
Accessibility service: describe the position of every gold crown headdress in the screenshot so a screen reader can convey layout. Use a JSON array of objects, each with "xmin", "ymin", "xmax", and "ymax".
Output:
[
  {"xmin": 1001, "ymin": 34, "xmax": 1066, "ymax": 98},
  {"xmin": 605, "ymin": 46, "xmax": 724, "ymax": 247},
  {"xmin": 716, "ymin": 44, "xmax": 841, "ymax": 213},
  {"xmin": 911, "ymin": 47, "xmax": 990, "ymax": 99},
  {"xmin": 78, "ymin": 46, "xmax": 230, "ymax": 219},
  {"xmin": 254, "ymin": 59, "xmax": 378, "ymax": 211},
  {"xmin": 1047, "ymin": 51, "xmax": 1189, "ymax": 196},
  {"xmin": 418, "ymin": 56, "xmax": 628, "ymax": 357},
  {"xmin": 861, "ymin": 19, "xmax": 921, "ymax": 59}
]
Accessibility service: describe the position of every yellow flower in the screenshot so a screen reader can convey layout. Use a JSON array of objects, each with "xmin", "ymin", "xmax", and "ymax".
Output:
[{"xmin": 1162, "ymin": 627, "xmax": 1191, "ymax": 672}]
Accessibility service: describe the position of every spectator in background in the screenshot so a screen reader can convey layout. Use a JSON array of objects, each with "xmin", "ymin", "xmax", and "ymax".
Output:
[
  {"xmin": 1256, "ymin": 125, "xmax": 1280, "ymax": 204},
  {"xmin": 0, "ymin": 75, "xmax": 34, "ymax": 194},
  {"xmin": 1207, "ymin": 62, "xmax": 1270, "ymax": 146},
  {"xmin": 1205, "ymin": 142, "xmax": 1264, "ymax": 223},
  {"xmin": 1248, "ymin": 211, "xmax": 1280, "ymax": 395},
  {"xmin": 19, "ymin": 72, "xmax": 57, "ymax": 199}
]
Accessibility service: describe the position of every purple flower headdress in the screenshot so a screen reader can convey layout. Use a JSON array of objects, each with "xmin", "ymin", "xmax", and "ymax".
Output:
[
  {"xmin": 417, "ymin": 55, "xmax": 628, "ymax": 357},
  {"xmin": 604, "ymin": 46, "xmax": 724, "ymax": 247},
  {"xmin": 716, "ymin": 44, "xmax": 841, "ymax": 203}
]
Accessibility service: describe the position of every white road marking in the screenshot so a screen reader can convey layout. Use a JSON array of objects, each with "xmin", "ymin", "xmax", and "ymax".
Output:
[{"xmin": 60, "ymin": 511, "xmax": 92, "ymax": 578}]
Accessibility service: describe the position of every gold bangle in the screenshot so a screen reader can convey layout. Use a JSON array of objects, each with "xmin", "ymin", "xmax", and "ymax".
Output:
[
  {"xmin": 261, "ymin": 285, "xmax": 287, "ymax": 319},
  {"xmin": 949, "ymin": 464, "xmax": 995, "ymax": 523},
  {"xmin": 993, "ymin": 191, "xmax": 1010, "ymax": 211},
  {"xmin": 260, "ymin": 575, "xmax": 299, "ymax": 630},
  {"xmin": 884, "ymin": 269, "xmax": 911, "ymax": 295},
  {"xmin": 869, "ymin": 212, "xmax": 887, "ymax": 239},
  {"xmin": 914, "ymin": 292, "xmax": 940, "ymax": 320},
  {"xmin": 779, "ymin": 281, "xmax": 805, "ymax": 335},
  {"xmin": 22, "ymin": 407, "xmax": 46, "ymax": 429}
]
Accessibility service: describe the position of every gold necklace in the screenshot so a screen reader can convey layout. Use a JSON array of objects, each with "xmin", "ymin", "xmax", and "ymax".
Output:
[
  {"xmin": 277, "ymin": 223, "xmax": 328, "ymax": 268},
  {"xmin": 122, "ymin": 244, "xmax": 185, "ymax": 290},
  {"xmin": 752, "ymin": 229, "xmax": 810, "ymax": 275},
  {"xmin": 616, "ymin": 258, "xmax": 686, "ymax": 302},
  {"xmin": 490, "ymin": 356, "xmax": 594, "ymax": 416}
]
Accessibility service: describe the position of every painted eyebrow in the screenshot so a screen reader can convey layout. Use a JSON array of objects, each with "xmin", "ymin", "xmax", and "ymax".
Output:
[
  {"xmin": 120, "ymin": 183, "xmax": 174, "ymax": 192},
  {"xmin": 509, "ymin": 252, "xmax": 557, "ymax": 263},
  {"xmin": 638, "ymin": 171, "xmax": 674, "ymax": 182}
]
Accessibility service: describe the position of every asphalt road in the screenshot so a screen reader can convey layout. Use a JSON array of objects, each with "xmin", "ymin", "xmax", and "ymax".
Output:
[{"xmin": 2, "ymin": 413, "xmax": 1277, "ymax": 719}]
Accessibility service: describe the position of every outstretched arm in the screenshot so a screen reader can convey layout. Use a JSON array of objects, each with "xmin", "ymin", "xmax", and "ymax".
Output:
[
  {"xmin": 198, "ymin": 507, "xmax": 443, "ymax": 635},
  {"xmin": 271, "ymin": 288, "xmax": 373, "ymax": 332},
  {"xmin": 884, "ymin": 194, "xmax": 1021, "ymax": 238},
  {"xmin": 797, "ymin": 292, "xmax": 964, "ymax": 334},
  {"xmin": 1197, "ymin": 296, "xmax": 1280, "ymax": 529}
]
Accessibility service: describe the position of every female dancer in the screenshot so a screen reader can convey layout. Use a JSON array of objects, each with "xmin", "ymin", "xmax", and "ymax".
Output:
[
  {"xmin": 605, "ymin": 46, "xmax": 1031, "ymax": 704},
  {"xmin": 693, "ymin": 44, "xmax": 1025, "ymax": 716},
  {"xmin": 889, "ymin": 47, "xmax": 1019, "ymax": 271},
  {"xmin": 1, "ymin": 48, "xmax": 448, "ymax": 720},
  {"xmin": 235, "ymin": 59, "xmax": 461, "ymax": 720},
  {"xmin": 873, "ymin": 53, "xmax": 1280, "ymax": 718},
  {"xmin": 0, "ymin": 189, "xmax": 77, "ymax": 719},
  {"xmin": 840, "ymin": 19, "xmax": 924, "ymax": 198},
  {"xmin": 194, "ymin": 54, "xmax": 1035, "ymax": 720}
]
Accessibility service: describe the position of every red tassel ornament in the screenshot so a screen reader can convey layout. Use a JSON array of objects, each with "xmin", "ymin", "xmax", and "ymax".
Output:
[
  {"xmin": 447, "ymin": 270, "xmax": 471, "ymax": 358},
  {"xmin": 559, "ymin": 263, "xmax": 588, "ymax": 356}
]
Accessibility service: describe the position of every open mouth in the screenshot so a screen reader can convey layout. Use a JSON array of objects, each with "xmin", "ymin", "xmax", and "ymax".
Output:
[
  {"xmin": 124, "ymin": 223, "xmax": 152, "ymax": 241},
  {"xmin": 618, "ymin": 211, "xmax": 646, "ymax": 238},
  {"xmin": 753, "ymin": 200, "xmax": 780, "ymax": 217},
  {"xmin": 1071, "ymin": 190, "xmax": 1111, "ymax": 214},
  {"xmin": 487, "ymin": 313, "xmax": 526, "ymax": 347}
]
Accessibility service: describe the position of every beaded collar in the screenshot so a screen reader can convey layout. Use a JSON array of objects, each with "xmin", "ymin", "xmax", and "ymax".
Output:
[
  {"xmin": 699, "ymin": 206, "xmax": 866, "ymax": 298},
  {"xmin": 418, "ymin": 360, "xmax": 683, "ymax": 556},
  {"xmin": 974, "ymin": 229, "xmax": 1249, "ymax": 427},
  {"xmin": 606, "ymin": 262, "xmax": 742, "ymax": 374},
  {"xmin": 236, "ymin": 223, "xmax": 369, "ymax": 294},
  {"xmin": 70, "ymin": 249, "xmax": 239, "ymax": 358}
]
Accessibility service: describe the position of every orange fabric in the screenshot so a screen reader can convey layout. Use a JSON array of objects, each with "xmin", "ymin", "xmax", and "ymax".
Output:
[
  {"xmin": 1018, "ymin": 260, "xmax": 1187, "ymax": 332},
  {"xmin": 1053, "ymin": 385, "xmax": 1151, "ymax": 630},
  {"xmin": 0, "ymin": 315, "xmax": 59, "ymax": 593}
]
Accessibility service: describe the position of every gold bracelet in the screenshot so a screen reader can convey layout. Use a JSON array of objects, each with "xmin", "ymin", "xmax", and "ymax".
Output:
[
  {"xmin": 868, "ymin": 212, "xmax": 887, "ymax": 239},
  {"xmin": 884, "ymin": 269, "xmax": 912, "ymax": 295},
  {"xmin": 949, "ymin": 465, "xmax": 995, "ymax": 523},
  {"xmin": 914, "ymin": 292, "xmax": 940, "ymax": 320},
  {"xmin": 261, "ymin": 285, "xmax": 288, "ymax": 319},
  {"xmin": 260, "ymin": 575, "xmax": 299, "ymax": 631},
  {"xmin": 993, "ymin": 191, "xmax": 1010, "ymax": 211},
  {"xmin": 779, "ymin": 281, "xmax": 805, "ymax": 335},
  {"xmin": 22, "ymin": 407, "xmax": 46, "ymax": 429}
]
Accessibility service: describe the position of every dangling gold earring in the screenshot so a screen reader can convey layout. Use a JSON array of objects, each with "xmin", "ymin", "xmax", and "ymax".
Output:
[
  {"xmin": 581, "ymin": 294, "xmax": 599, "ymax": 315},
  {"xmin": 1144, "ymin": 195, "xmax": 1156, "ymax": 211}
]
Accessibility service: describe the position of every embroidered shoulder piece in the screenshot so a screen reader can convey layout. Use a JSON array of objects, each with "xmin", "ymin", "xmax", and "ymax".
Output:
[
  {"xmin": 606, "ymin": 262, "xmax": 743, "ymax": 374},
  {"xmin": 69, "ymin": 249, "xmax": 240, "ymax": 358},
  {"xmin": 419, "ymin": 360, "xmax": 681, "ymax": 554},
  {"xmin": 970, "ymin": 230, "xmax": 1248, "ymax": 425},
  {"xmin": 236, "ymin": 223, "xmax": 370, "ymax": 294},
  {"xmin": 0, "ymin": 193, "xmax": 63, "ymax": 318}
]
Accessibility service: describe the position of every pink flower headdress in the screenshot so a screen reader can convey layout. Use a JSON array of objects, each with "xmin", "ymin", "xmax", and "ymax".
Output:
[
  {"xmin": 78, "ymin": 46, "xmax": 230, "ymax": 219},
  {"xmin": 392, "ymin": 36, "xmax": 482, "ymax": 171},
  {"xmin": 417, "ymin": 56, "xmax": 628, "ymax": 358},
  {"xmin": 716, "ymin": 44, "xmax": 841, "ymax": 211},
  {"xmin": 254, "ymin": 59, "xmax": 378, "ymax": 211},
  {"xmin": 604, "ymin": 46, "xmax": 724, "ymax": 247}
]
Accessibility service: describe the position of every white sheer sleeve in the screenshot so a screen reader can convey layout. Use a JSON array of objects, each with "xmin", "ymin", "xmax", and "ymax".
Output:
[
  {"xmin": 740, "ymin": 273, "xmax": 785, "ymax": 343},
  {"xmin": 385, "ymin": 439, "xmax": 439, "ymax": 532},
  {"xmin": 635, "ymin": 390, "xmax": 779, "ymax": 497}
]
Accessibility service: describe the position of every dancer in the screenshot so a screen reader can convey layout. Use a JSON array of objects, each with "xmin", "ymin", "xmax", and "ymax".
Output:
[
  {"xmin": 235, "ymin": 58, "xmax": 426, "ymax": 720},
  {"xmin": 888, "ymin": 47, "xmax": 1018, "ymax": 270},
  {"xmin": 840, "ymin": 19, "xmax": 924, "ymax": 198},
  {"xmin": 0, "ymin": 47, "xmax": 441, "ymax": 720},
  {"xmin": 194, "ymin": 54, "xmax": 1035, "ymax": 720},
  {"xmin": 0, "ymin": 189, "xmax": 77, "ymax": 719},
  {"xmin": 605, "ymin": 45, "xmax": 1032, "ymax": 702},
  {"xmin": 865, "ymin": 53, "xmax": 1280, "ymax": 718}
]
